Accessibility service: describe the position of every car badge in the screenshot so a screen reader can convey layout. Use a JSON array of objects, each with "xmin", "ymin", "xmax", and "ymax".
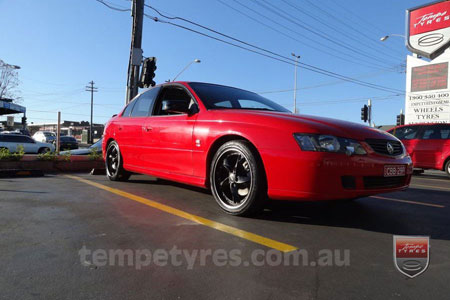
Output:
[
  {"xmin": 393, "ymin": 235, "xmax": 430, "ymax": 278},
  {"xmin": 386, "ymin": 142, "xmax": 394, "ymax": 155}
]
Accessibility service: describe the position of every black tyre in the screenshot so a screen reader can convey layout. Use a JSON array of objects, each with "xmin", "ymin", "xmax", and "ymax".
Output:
[
  {"xmin": 445, "ymin": 160, "xmax": 450, "ymax": 178},
  {"xmin": 38, "ymin": 147, "xmax": 51, "ymax": 154},
  {"xmin": 105, "ymin": 141, "xmax": 130, "ymax": 181},
  {"xmin": 210, "ymin": 140, "xmax": 266, "ymax": 216}
]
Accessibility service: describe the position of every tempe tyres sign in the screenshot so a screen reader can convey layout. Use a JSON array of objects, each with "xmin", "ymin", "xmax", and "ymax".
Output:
[
  {"xmin": 407, "ymin": 0, "xmax": 450, "ymax": 59},
  {"xmin": 405, "ymin": 0, "xmax": 450, "ymax": 124}
]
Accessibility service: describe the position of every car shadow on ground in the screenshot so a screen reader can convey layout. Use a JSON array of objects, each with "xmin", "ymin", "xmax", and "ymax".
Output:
[
  {"xmin": 259, "ymin": 187, "xmax": 450, "ymax": 241},
  {"xmin": 125, "ymin": 175, "xmax": 450, "ymax": 241}
]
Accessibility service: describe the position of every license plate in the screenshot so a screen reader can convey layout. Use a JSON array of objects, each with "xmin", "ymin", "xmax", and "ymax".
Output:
[{"xmin": 384, "ymin": 165, "xmax": 406, "ymax": 177}]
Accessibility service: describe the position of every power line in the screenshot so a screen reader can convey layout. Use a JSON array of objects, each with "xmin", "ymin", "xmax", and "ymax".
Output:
[
  {"xmin": 143, "ymin": 11, "xmax": 403, "ymax": 94},
  {"xmin": 225, "ymin": 0, "xmax": 399, "ymax": 70},
  {"xmin": 279, "ymin": 0, "xmax": 404, "ymax": 61},
  {"xmin": 95, "ymin": 0, "xmax": 130, "ymax": 12},
  {"xmin": 96, "ymin": 1, "xmax": 404, "ymax": 94},
  {"xmin": 257, "ymin": 69, "xmax": 399, "ymax": 94},
  {"xmin": 216, "ymin": 0, "xmax": 397, "ymax": 71},
  {"xmin": 303, "ymin": 0, "xmax": 405, "ymax": 58},
  {"xmin": 250, "ymin": 0, "xmax": 397, "ymax": 67},
  {"xmin": 325, "ymin": 0, "xmax": 406, "ymax": 56}
]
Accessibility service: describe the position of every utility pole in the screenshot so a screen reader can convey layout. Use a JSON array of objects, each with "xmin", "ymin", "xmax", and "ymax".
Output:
[
  {"xmin": 56, "ymin": 111, "xmax": 61, "ymax": 154},
  {"xmin": 85, "ymin": 81, "xmax": 98, "ymax": 144},
  {"xmin": 291, "ymin": 53, "xmax": 301, "ymax": 114},
  {"xmin": 126, "ymin": 0, "xmax": 145, "ymax": 104}
]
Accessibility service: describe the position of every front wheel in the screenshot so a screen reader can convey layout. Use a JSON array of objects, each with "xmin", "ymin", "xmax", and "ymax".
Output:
[
  {"xmin": 105, "ymin": 141, "xmax": 130, "ymax": 181},
  {"xmin": 210, "ymin": 140, "xmax": 266, "ymax": 216},
  {"xmin": 38, "ymin": 147, "xmax": 51, "ymax": 154}
]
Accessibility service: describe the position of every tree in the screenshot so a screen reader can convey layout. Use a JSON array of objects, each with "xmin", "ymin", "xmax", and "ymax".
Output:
[{"xmin": 0, "ymin": 59, "xmax": 21, "ymax": 103}]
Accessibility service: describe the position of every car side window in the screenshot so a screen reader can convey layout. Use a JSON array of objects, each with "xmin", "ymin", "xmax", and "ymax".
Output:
[
  {"xmin": 392, "ymin": 126, "xmax": 420, "ymax": 140},
  {"xmin": 23, "ymin": 136, "xmax": 35, "ymax": 143},
  {"xmin": 121, "ymin": 101, "xmax": 136, "ymax": 117},
  {"xmin": 130, "ymin": 87, "xmax": 160, "ymax": 117},
  {"xmin": 422, "ymin": 125, "xmax": 450, "ymax": 139},
  {"xmin": 153, "ymin": 86, "xmax": 194, "ymax": 116}
]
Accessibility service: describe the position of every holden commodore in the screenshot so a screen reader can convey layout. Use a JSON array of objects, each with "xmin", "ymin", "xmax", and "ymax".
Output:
[{"xmin": 103, "ymin": 82, "xmax": 413, "ymax": 216}]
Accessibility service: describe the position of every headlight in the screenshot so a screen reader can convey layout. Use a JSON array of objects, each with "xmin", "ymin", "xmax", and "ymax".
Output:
[{"xmin": 293, "ymin": 133, "xmax": 367, "ymax": 155}]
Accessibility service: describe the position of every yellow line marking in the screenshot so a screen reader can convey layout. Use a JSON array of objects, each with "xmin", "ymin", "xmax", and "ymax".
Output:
[
  {"xmin": 65, "ymin": 175, "xmax": 298, "ymax": 252},
  {"xmin": 411, "ymin": 183, "xmax": 450, "ymax": 192},
  {"xmin": 370, "ymin": 195, "xmax": 445, "ymax": 208}
]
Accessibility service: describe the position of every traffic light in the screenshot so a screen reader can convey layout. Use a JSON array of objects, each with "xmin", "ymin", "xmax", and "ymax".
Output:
[
  {"xmin": 139, "ymin": 57, "xmax": 157, "ymax": 88},
  {"xmin": 21, "ymin": 116, "xmax": 27, "ymax": 125},
  {"xmin": 396, "ymin": 113, "xmax": 405, "ymax": 126},
  {"xmin": 361, "ymin": 105, "xmax": 368, "ymax": 122}
]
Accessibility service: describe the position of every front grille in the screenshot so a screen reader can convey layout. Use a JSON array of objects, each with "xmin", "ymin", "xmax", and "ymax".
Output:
[
  {"xmin": 365, "ymin": 139, "xmax": 403, "ymax": 156},
  {"xmin": 363, "ymin": 176, "xmax": 407, "ymax": 189}
]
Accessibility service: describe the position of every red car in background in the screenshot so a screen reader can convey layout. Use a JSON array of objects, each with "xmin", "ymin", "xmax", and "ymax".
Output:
[
  {"xmin": 103, "ymin": 82, "xmax": 413, "ymax": 216},
  {"xmin": 388, "ymin": 123, "xmax": 450, "ymax": 177}
]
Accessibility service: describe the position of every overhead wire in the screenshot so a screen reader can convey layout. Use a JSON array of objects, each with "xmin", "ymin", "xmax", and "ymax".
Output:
[
  {"xmin": 143, "ymin": 8, "xmax": 403, "ymax": 94},
  {"xmin": 250, "ymin": 0, "xmax": 398, "ymax": 67},
  {"xmin": 94, "ymin": 1, "xmax": 404, "ymax": 94},
  {"xmin": 216, "ymin": 0, "xmax": 398, "ymax": 71}
]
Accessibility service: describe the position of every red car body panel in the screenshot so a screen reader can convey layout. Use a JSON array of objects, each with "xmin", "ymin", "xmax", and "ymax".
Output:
[
  {"xmin": 388, "ymin": 123, "xmax": 450, "ymax": 171},
  {"xmin": 103, "ymin": 82, "xmax": 413, "ymax": 201}
]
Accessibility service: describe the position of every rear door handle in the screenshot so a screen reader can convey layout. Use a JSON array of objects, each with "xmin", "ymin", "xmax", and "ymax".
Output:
[
  {"xmin": 143, "ymin": 126, "xmax": 152, "ymax": 132},
  {"xmin": 118, "ymin": 126, "xmax": 123, "ymax": 131}
]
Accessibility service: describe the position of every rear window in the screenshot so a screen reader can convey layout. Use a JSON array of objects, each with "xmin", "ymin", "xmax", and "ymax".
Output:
[{"xmin": 61, "ymin": 136, "xmax": 76, "ymax": 142}]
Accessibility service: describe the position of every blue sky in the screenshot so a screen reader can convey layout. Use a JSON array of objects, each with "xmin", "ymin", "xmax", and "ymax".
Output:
[{"xmin": 0, "ymin": 0, "xmax": 427, "ymax": 126}]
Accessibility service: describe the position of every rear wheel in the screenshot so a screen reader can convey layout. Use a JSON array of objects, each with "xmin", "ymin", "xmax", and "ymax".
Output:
[
  {"xmin": 210, "ymin": 140, "xmax": 266, "ymax": 216},
  {"xmin": 445, "ymin": 160, "xmax": 450, "ymax": 178},
  {"xmin": 105, "ymin": 141, "xmax": 130, "ymax": 181}
]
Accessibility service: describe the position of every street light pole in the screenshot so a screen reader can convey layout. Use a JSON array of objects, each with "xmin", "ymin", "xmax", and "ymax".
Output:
[
  {"xmin": 292, "ymin": 53, "xmax": 300, "ymax": 114},
  {"xmin": 172, "ymin": 59, "xmax": 201, "ymax": 82},
  {"xmin": 380, "ymin": 34, "xmax": 406, "ymax": 42}
]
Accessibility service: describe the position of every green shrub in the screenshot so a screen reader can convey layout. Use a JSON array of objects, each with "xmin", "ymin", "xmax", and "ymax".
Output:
[
  {"xmin": 37, "ymin": 151, "xmax": 57, "ymax": 161},
  {"xmin": 0, "ymin": 145, "xmax": 24, "ymax": 161},
  {"xmin": 61, "ymin": 151, "xmax": 72, "ymax": 162},
  {"xmin": 88, "ymin": 148, "xmax": 102, "ymax": 161}
]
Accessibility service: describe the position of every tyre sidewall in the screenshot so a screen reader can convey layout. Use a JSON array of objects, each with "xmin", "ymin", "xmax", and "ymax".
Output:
[
  {"xmin": 106, "ymin": 141, "xmax": 129, "ymax": 181},
  {"xmin": 210, "ymin": 140, "xmax": 266, "ymax": 216}
]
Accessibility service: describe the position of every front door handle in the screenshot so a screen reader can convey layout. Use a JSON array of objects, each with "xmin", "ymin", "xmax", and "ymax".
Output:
[{"xmin": 143, "ymin": 126, "xmax": 152, "ymax": 132}]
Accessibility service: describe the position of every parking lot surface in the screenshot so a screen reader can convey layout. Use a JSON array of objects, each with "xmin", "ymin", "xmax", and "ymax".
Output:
[{"xmin": 1, "ymin": 171, "xmax": 449, "ymax": 299}]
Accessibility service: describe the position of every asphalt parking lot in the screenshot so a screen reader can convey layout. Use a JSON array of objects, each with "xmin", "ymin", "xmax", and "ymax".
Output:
[{"xmin": 1, "ymin": 171, "xmax": 449, "ymax": 299}]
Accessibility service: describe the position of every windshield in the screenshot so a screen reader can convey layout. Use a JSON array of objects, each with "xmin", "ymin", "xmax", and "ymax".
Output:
[{"xmin": 188, "ymin": 82, "xmax": 290, "ymax": 112}]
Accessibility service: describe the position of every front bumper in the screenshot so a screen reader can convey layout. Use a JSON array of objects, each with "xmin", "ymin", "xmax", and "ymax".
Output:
[{"xmin": 262, "ymin": 149, "xmax": 413, "ymax": 201}]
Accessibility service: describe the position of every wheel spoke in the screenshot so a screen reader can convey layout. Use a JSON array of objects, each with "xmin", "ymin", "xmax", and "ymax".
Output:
[
  {"xmin": 223, "ymin": 158, "xmax": 232, "ymax": 173},
  {"xmin": 230, "ymin": 183, "xmax": 239, "ymax": 203},
  {"xmin": 236, "ymin": 175, "xmax": 250, "ymax": 184},
  {"xmin": 234, "ymin": 154, "xmax": 242, "ymax": 172},
  {"xmin": 219, "ymin": 177, "xmax": 229, "ymax": 188}
]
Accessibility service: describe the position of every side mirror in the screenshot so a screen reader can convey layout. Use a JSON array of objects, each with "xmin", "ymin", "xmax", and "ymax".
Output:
[
  {"xmin": 188, "ymin": 103, "xmax": 199, "ymax": 115},
  {"xmin": 161, "ymin": 100, "xmax": 190, "ymax": 114}
]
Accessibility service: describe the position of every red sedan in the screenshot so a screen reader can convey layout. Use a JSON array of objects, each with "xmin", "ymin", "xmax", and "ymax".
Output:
[{"xmin": 103, "ymin": 82, "xmax": 413, "ymax": 216}]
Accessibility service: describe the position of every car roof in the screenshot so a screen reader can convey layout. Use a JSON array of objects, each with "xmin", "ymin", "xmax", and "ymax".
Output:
[{"xmin": 154, "ymin": 81, "xmax": 258, "ymax": 94}]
